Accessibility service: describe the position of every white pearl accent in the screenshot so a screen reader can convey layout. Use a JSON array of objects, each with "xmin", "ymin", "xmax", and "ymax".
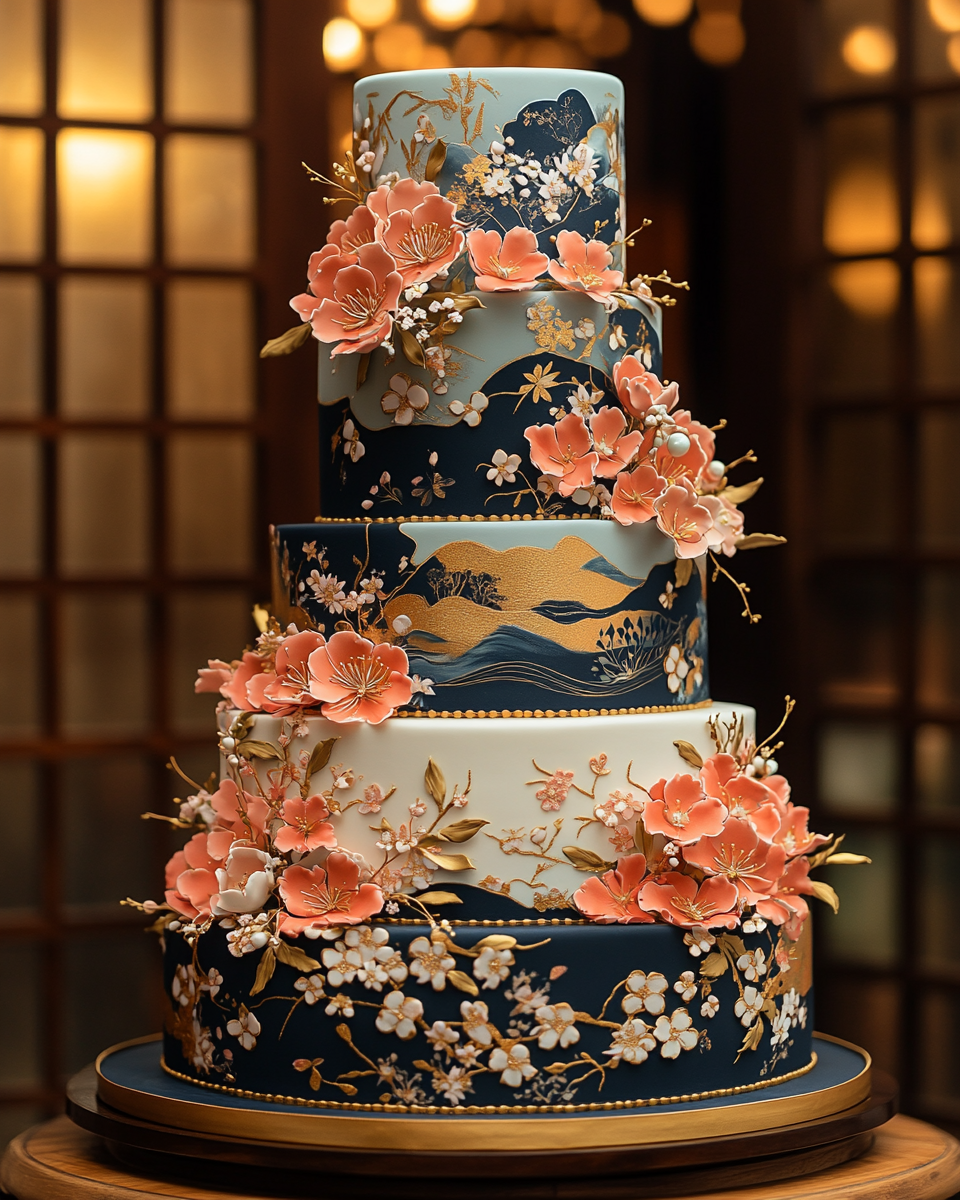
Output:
[
  {"xmin": 707, "ymin": 460, "xmax": 725, "ymax": 478},
  {"xmin": 666, "ymin": 431, "xmax": 691, "ymax": 457},
  {"xmin": 221, "ymin": 737, "xmax": 236, "ymax": 752}
]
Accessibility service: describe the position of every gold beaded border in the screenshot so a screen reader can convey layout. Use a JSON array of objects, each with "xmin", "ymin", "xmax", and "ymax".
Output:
[
  {"xmin": 395, "ymin": 699, "xmax": 713, "ymax": 719},
  {"xmin": 160, "ymin": 1055, "xmax": 816, "ymax": 1116},
  {"xmin": 375, "ymin": 916, "xmax": 589, "ymax": 926},
  {"xmin": 314, "ymin": 513, "xmax": 606, "ymax": 524}
]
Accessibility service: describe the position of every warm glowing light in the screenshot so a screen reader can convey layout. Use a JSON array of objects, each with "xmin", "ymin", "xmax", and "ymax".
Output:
[
  {"xmin": 841, "ymin": 25, "xmax": 896, "ymax": 75},
  {"xmin": 323, "ymin": 18, "xmax": 366, "ymax": 72},
  {"xmin": 948, "ymin": 31, "xmax": 960, "ymax": 72},
  {"xmin": 690, "ymin": 13, "xmax": 745, "ymax": 65},
  {"xmin": 421, "ymin": 44, "xmax": 453, "ymax": 68},
  {"xmin": 830, "ymin": 259, "xmax": 899, "ymax": 319},
  {"xmin": 632, "ymin": 0, "xmax": 693, "ymax": 26},
  {"xmin": 61, "ymin": 129, "xmax": 139, "ymax": 181},
  {"xmin": 453, "ymin": 28, "xmax": 500, "ymax": 66},
  {"xmin": 57, "ymin": 129, "xmax": 154, "ymax": 264},
  {"xmin": 346, "ymin": 0, "xmax": 397, "ymax": 29},
  {"xmin": 373, "ymin": 22, "xmax": 425, "ymax": 70},
  {"xmin": 823, "ymin": 166, "xmax": 899, "ymax": 255},
  {"xmin": 420, "ymin": 0, "xmax": 478, "ymax": 30},
  {"xmin": 914, "ymin": 256, "xmax": 951, "ymax": 324},
  {"xmin": 913, "ymin": 181, "xmax": 952, "ymax": 249},
  {"xmin": 928, "ymin": 0, "xmax": 960, "ymax": 33},
  {"xmin": 554, "ymin": 0, "xmax": 602, "ymax": 38},
  {"xmin": 582, "ymin": 12, "xmax": 632, "ymax": 57}
]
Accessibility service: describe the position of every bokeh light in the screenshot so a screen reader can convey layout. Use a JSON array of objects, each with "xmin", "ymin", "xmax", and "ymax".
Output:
[
  {"xmin": 633, "ymin": 0, "xmax": 694, "ymax": 26},
  {"xmin": 690, "ymin": 13, "xmax": 745, "ymax": 65},
  {"xmin": 948, "ymin": 31, "xmax": 960, "ymax": 72},
  {"xmin": 373, "ymin": 22, "xmax": 426, "ymax": 70},
  {"xmin": 323, "ymin": 18, "xmax": 366, "ymax": 72},
  {"xmin": 830, "ymin": 259, "xmax": 899, "ymax": 319},
  {"xmin": 420, "ymin": 0, "xmax": 478, "ymax": 31},
  {"xmin": 928, "ymin": 0, "xmax": 960, "ymax": 34},
  {"xmin": 345, "ymin": 0, "xmax": 398, "ymax": 30},
  {"xmin": 841, "ymin": 25, "xmax": 897, "ymax": 75}
]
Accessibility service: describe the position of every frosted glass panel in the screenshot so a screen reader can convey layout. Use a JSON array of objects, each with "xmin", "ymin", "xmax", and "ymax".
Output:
[
  {"xmin": 914, "ymin": 97, "xmax": 960, "ymax": 251},
  {"xmin": 823, "ymin": 106, "xmax": 899, "ymax": 255},
  {"xmin": 166, "ymin": 279, "xmax": 254, "ymax": 418},
  {"xmin": 917, "ymin": 724, "xmax": 960, "ymax": 810},
  {"xmin": 816, "ymin": 566, "xmax": 898, "ymax": 706},
  {"xmin": 0, "ymin": 434, "xmax": 41, "ymax": 573},
  {"xmin": 915, "ymin": 258, "xmax": 960, "ymax": 390},
  {"xmin": 0, "ymin": 944, "xmax": 41, "ymax": 1086},
  {"xmin": 0, "ymin": 762, "xmax": 39, "ymax": 910},
  {"xmin": 822, "ymin": 830, "xmax": 898, "ymax": 966},
  {"xmin": 816, "ymin": 0, "xmax": 897, "ymax": 95},
  {"xmin": 0, "ymin": 275, "xmax": 41, "ymax": 416},
  {"xmin": 167, "ymin": 432, "xmax": 252, "ymax": 573},
  {"xmin": 0, "ymin": 126, "xmax": 43, "ymax": 260},
  {"xmin": 920, "ymin": 837, "xmax": 960, "ymax": 968},
  {"xmin": 819, "ymin": 410, "xmax": 896, "ymax": 548},
  {"xmin": 60, "ymin": 277, "xmax": 151, "ymax": 418},
  {"xmin": 59, "ymin": 434, "xmax": 150, "ymax": 575},
  {"xmin": 165, "ymin": 134, "xmax": 255, "ymax": 267},
  {"xmin": 0, "ymin": 0, "xmax": 43, "ymax": 115},
  {"xmin": 61, "ymin": 592, "xmax": 149, "ymax": 736},
  {"xmin": 818, "ymin": 721, "xmax": 898, "ymax": 812},
  {"xmin": 919, "ymin": 569, "xmax": 960, "ymax": 711},
  {"xmin": 63, "ymin": 757, "xmax": 151, "ymax": 905},
  {"xmin": 165, "ymin": 0, "xmax": 254, "ymax": 125},
  {"xmin": 920, "ymin": 407, "xmax": 960, "ymax": 549},
  {"xmin": 58, "ymin": 0, "xmax": 152, "ymax": 121},
  {"xmin": 819, "ymin": 262, "xmax": 898, "ymax": 394},
  {"xmin": 168, "ymin": 589, "xmax": 252, "ymax": 732},
  {"xmin": 914, "ymin": 0, "xmax": 960, "ymax": 83},
  {"xmin": 57, "ymin": 129, "xmax": 154, "ymax": 265},
  {"xmin": 0, "ymin": 595, "xmax": 40, "ymax": 738}
]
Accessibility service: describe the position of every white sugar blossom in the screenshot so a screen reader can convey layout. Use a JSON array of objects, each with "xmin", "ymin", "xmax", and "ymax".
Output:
[
  {"xmin": 663, "ymin": 644, "xmax": 690, "ymax": 694},
  {"xmin": 460, "ymin": 1000, "xmax": 493, "ymax": 1045},
  {"xmin": 609, "ymin": 324, "xmax": 626, "ymax": 350},
  {"xmin": 489, "ymin": 1043, "xmax": 537, "ymax": 1088},
  {"xmin": 736, "ymin": 949, "xmax": 768, "ymax": 983},
  {"xmin": 653, "ymin": 1008, "xmax": 700, "ymax": 1059},
  {"xmin": 308, "ymin": 571, "xmax": 347, "ymax": 614},
  {"xmin": 683, "ymin": 928, "xmax": 716, "ymax": 958},
  {"xmin": 341, "ymin": 418, "xmax": 364, "ymax": 462},
  {"xmin": 448, "ymin": 391, "xmax": 489, "ymax": 427},
  {"xmin": 604, "ymin": 1018, "xmax": 657, "ymax": 1065},
  {"xmin": 410, "ymin": 675, "xmax": 435, "ymax": 696},
  {"xmin": 771, "ymin": 1007, "xmax": 792, "ymax": 1046},
  {"xmin": 674, "ymin": 971, "xmax": 697, "ymax": 1003},
  {"xmin": 734, "ymin": 985, "xmax": 764, "ymax": 1028},
  {"xmin": 434, "ymin": 1064, "xmax": 470, "ymax": 1105},
  {"xmin": 701, "ymin": 995, "xmax": 720, "ymax": 1019},
  {"xmin": 325, "ymin": 993, "xmax": 355, "ymax": 1018},
  {"xmin": 226, "ymin": 1006, "xmax": 261, "ymax": 1051},
  {"xmin": 533, "ymin": 1002, "xmax": 580, "ymax": 1051},
  {"xmin": 622, "ymin": 971, "xmax": 669, "ymax": 1017},
  {"xmin": 473, "ymin": 946, "xmax": 515, "ymax": 990},
  {"xmin": 293, "ymin": 974, "xmax": 325, "ymax": 1005},
  {"xmin": 381, "ymin": 374, "xmax": 429, "ymax": 426},
  {"xmin": 408, "ymin": 934, "xmax": 456, "ymax": 991},
  {"xmin": 375, "ymin": 990, "xmax": 423, "ymax": 1039},
  {"xmin": 483, "ymin": 166, "xmax": 514, "ymax": 196},
  {"xmin": 574, "ymin": 318, "xmax": 596, "ymax": 340},
  {"xmin": 486, "ymin": 449, "xmax": 521, "ymax": 486},
  {"xmin": 426, "ymin": 1020, "xmax": 460, "ymax": 1051}
]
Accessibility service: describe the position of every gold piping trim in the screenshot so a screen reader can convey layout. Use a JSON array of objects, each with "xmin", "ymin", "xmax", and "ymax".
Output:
[
  {"xmin": 94, "ymin": 1036, "xmax": 873, "ymax": 1149},
  {"xmin": 314, "ymin": 514, "xmax": 606, "ymax": 523},
  {"xmin": 395, "ymin": 700, "xmax": 714, "ymax": 719},
  {"xmin": 375, "ymin": 916, "xmax": 589, "ymax": 925}
]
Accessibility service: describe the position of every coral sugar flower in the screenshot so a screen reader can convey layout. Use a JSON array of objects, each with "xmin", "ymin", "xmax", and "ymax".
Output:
[
  {"xmin": 326, "ymin": 201, "xmax": 377, "ymax": 257},
  {"xmin": 642, "ymin": 773, "xmax": 728, "ymax": 843},
  {"xmin": 278, "ymin": 852, "xmax": 384, "ymax": 935},
  {"xmin": 653, "ymin": 483, "xmax": 714, "ymax": 559},
  {"xmin": 307, "ymin": 629, "xmax": 413, "ymax": 724},
  {"xmin": 293, "ymin": 242, "xmax": 403, "ymax": 356},
  {"xmin": 638, "ymin": 872, "xmax": 741, "ymax": 930},
  {"xmin": 547, "ymin": 230, "xmax": 623, "ymax": 304},
  {"xmin": 573, "ymin": 854, "xmax": 654, "ymax": 923},
  {"xmin": 524, "ymin": 412, "xmax": 599, "ymax": 497},
  {"xmin": 164, "ymin": 831, "xmax": 231, "ymax": 920},
  {"xmin": 682, "ymin": 817, "xmax": 787, "ymax": 905},
  {"xmin": 377, "ymin": 191, "xmax": 465, "ymax": 287},
  {"xmin": 612, "ymin": 357, "xmax": 679, "ymax": 421},
  {"xmin": 700, "ymin": 754, "xmax": 782, "ymax": 843},
  {"xmin": 257, "ymin": 629, "xmax": 327, "ymax": 714},
  {"xmin": 467, "ymin": 227, "xmax": 549, "ymax": 292},
  {"xmin": 610, "ymin": 463, "xmax": 666, "ymax": 526},
  {"xmin": 273, "ymin": 795, "xmax": 337, "ymax": 856},
  {"xmin": 589, "ymin": 406, "xmax": 643, "ymax": 477}
]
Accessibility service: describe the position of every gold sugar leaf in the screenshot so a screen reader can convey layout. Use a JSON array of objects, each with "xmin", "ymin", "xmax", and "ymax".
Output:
[
  {"xmin": 448, "ymin": 969, "xmax": 479, "ymax": 996},
  {"xmin": 338, "ymin": 1083, "xmax": 358, "ymax": 1096},
  {"xmin": 472, "ymin": 934, "xmax": 517, "ymax": 951},
  {"xmin": 305, "ymin": 737, "xmax": 339, "ymax": 784},
  {"xmin": 673, "ymin": 740, "xmax": 703, "ymax": 769},
  {"xmin": 421, "ymin": 849, "xmax": 475, "ymax": 871},
  {"xmin": 424, "ymin": 137, "xmax": 447, "ymax": 181},
  {"xmin": 424, "ymin": 758, "xmax": 446, "ymax": 805},
  {"xmin": 674, "ymin": 557, "xmax": 693, "ymax": 588},
  {"xmin": 399, "ymin": 326, "xmax": 426, "ymax": 367},
  {"xmin": 252, "ymin": 604, "xmax": 271, "ymax": 634},
  {"xmin": 309, "ymin": 1068, "xmax": 322, "ymax": 1092},
  {"xmin": 356, "ymin": 351, "xmax": 371, "ymax": 389},
  {"xmin": 719, "ymin": 933, "xmax": 747, "ymax": 959},
  {"xmin": 735, "ymin": 533, "xmax": 787, "ymax": 551},
  {"xmin": 236, "ymin": 740, "xmax": 282, "ymax": 760},
  {"xmin": 811, "ymin": 880, "xmax": 840, "ymax": 914},
  {"xmin": 417, "ymin": 834, "xmax": 444, "ymax": 850},
  {"xmin": 737, "ymin": 1018, "xmax": 764, "ymax": 1058},
  {"xmin": 699, "ymin": 952, "xmax": 728, "ymax": 979},
  {"xmin": 259, "ymin": 322, "xmax": 312, "ymax": 358},
  {"xmin": 562, "ymin": 846, "xmax": 612, "ymax": 872},
  {"xmin": 720, "ymin": 477, "xmax": 763, "ymax": 504},
  {"xmin": 416, "ymin": 890, "xmax": 463, "ymax": 905},
  {"xmin": 545, "ymin": 1062, "xmax": 569, "ymax": 1075},
  {"xmin": 437, "ymin": 818, "xmax": 488, "ymax": 842},
  {"xmin": 823, "ymin": 852, "xmax": 872, "ymax": 866},
  {"xmin": 275, "ymin": 942, "xmax": 321, "ymax": 972},
  {"xmin": 249, "ymin": 947, "xmax": 276, "ymax": 996}
]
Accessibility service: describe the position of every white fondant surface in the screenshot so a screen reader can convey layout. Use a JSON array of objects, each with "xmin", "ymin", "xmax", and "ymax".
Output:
[{"xmin": 221, "ymin": 703, "xmax": 753, "ymax": 909}]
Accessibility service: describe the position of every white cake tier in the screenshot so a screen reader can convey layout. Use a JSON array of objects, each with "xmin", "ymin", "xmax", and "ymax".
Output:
[{"xmin": 219, "ymin": 703, "xmax": 753, "ymax": 912}]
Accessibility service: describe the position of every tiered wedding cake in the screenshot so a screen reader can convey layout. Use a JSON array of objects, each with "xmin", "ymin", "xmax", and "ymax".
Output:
[{"xmin": 150, "ymin": 68, "xmax": 852, "ymax": 1125}]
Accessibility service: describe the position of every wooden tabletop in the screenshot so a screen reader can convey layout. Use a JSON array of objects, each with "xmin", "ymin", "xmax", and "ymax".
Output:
[{"xmin": 2, "ymin": 1113, "xmax": 960, "ymax": 1200}]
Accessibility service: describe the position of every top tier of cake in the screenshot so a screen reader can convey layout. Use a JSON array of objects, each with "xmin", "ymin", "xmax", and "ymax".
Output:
[{"xmin": 310, "ymin": 68, "xmax": 666, "ymax": 523}]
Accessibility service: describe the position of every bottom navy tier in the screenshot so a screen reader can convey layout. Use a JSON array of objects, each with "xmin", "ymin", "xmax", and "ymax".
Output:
[{"xmin": 163, "ymin": 920, "xmax": 813, "ymax": 1113}]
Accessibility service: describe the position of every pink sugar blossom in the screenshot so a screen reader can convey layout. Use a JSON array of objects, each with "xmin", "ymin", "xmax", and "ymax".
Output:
[
  {"xmin": 524, "ymin": 413, "xmax": 599, "ymax": 497},
  {"xmin": 610, "ymin": 463, "xmax": 666, "ymax": 526},
  {"xmin": 547, "ymin": 230, "xmax": 623, "ymax": 304},
  {"xmin": 376, "ymin": 190, "xmax": 464, "ymax": 287},
  {"xmin": 278, "ymin": 852, "xmax": 384, "ymax": 935},
  {"xmin": 773, "ymin": 804, "xmax": 831, "ymax": 858},
  {"xmin": 755, "ymin": 856, "xmax": 815, "ymax": 940},
  {"xmin": 212, "ymin": 845, "xmax": 275, "ymax": 916},
  {"xmin": 195, "ymin": 651, "xmax": 265, "ymax": 711},
  {"xmin": 536, "ymin": 769, "xmax": 575, "ymax": 812},
  {"xmin": 674, "ymin": 412, "xmax": 717, "ymax": 467},
  {"xmin": 467, "ymin": 227, "xmax": 549, "ymax": 292},
  {"xmin": 365, "ymin": 178, "xmax": 441, "ymax": 225},
  {"xmin": 208, "ymin": 779, "xmax": 271, "ymax": 848},
  {"xmin": 589, "ymin": 406, "xmax": 643, "ymax": 478},
  {"xmin": 700, "ymin": 755, "xmax": 782, "ymax": 843},
  {"xmin": 637, "ymin": 872, "xmax": 741, "ymax": 929},
  {"xmin": 326, "ymin": 202, "xmax": 377, "ymax": 256},
  {"xmin": 307, "ymin": 629, "xmax": 413, "ymax": 724},
  {"xmin": 701, "ymin": 495, "xmax": 744, "ymax": 558},
  {"xmin": 612, "ymin": 357, "xmax": 679, "ymax": 421},
  {"xmin": 642, "ymin": 773, "xmax": 728, "ymax": 843},
  {"xmin": 291, "ymin": 242, "xmax": 403, "ymax": 356},
  {"xmin": 273, "ymin": 795, "xmax": 337, "ymax": 856},
  {"xmin": 682, "ymin": 817, "xmax": 787, "ymax": 905},
  {"xmin": 258, "ymin": 629, "xmax": 327, "ymax": 714},
  {"xmin": 653, "ymin": 483, "xmax": 714, "ymax": 558},
  {"xmin": 654, "ymin": 431, "xmax": 708, "ymax": 487},
  {"xmin": 165, "ymin": 831, "xmax": 234, "ymax": 920},
  {"xmin": 573, "ymin": 854, "xmax": 654, "ymax": 924}
]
